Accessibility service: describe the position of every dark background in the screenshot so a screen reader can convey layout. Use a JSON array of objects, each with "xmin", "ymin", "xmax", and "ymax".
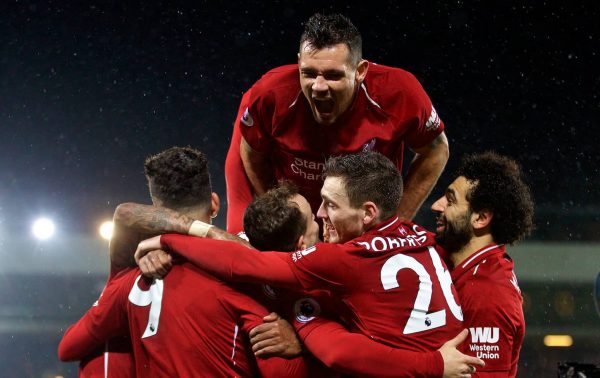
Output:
[{"xmin": 1, "ymin": 0, "xmax": 598, "ymax": 240}]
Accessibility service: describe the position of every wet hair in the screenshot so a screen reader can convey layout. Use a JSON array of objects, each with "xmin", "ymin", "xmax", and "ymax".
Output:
[
  {"xmin": 324, "ymin": 152, "xmax": 402, "ymax": 220},
  {"xmin": 144, "ymin": 146, "xmax": 212, "ymax": 210},
  {"xmin": 457, "ymin": 151, "xmax": 534, "ymax": 245},
  {"xmin": 243, "ymin": 182, "xmax": 307, "ymax": 252},
  {"xmin": 300, "ymin": 13, "xmax": 362, "ymax": 67}
]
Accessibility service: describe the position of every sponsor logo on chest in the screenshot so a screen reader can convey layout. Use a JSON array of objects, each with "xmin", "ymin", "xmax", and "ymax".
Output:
[{"xmin": 290, "ymin": 157, "xmax": 325, "ymax": 181}]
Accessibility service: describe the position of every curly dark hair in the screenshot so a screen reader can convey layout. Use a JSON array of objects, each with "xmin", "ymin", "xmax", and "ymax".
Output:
[
  {"xmin": 324, "ymin": 152, "xmax": 402, "ymax": 221},
  {"xmin": 144, "ymin": 146, "xmax": 212, "ymax": 210},
  {"xmin": 300, "ymin": 13, "xmax": 362, "ymax": 67},
  {"xmin": 457, "ymin": 151, "xmax": 534, "ymax": 245},
  {"xmin": 243, "ymin": 182, "xmax": 307, "ymax": 252}
]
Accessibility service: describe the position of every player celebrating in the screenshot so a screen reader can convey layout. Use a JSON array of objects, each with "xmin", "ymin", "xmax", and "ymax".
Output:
[
  {"xmin": 58, "ymin": 147, "xmax": 305, "ymax": 376},
  {"xmin": 226, "ymin": 13, "xmax": 449, "ymax": 233},
  {"xmin": 431, "ymin": 152, "xmax": 533, "ymax": 377},
  {"xmin": 139, "ymin": 152, "xmax": 465, "ymax": 358}
]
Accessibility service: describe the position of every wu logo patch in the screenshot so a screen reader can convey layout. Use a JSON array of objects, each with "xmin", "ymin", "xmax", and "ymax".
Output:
[{"xmin": 469, "ymin": 327, "xmax": 499, "ymax": 343}]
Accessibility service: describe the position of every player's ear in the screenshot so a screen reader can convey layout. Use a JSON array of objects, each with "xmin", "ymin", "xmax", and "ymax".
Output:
[
  {"xmin": 210, "ymin": 192, "xmax": 220, "ymax": 220},
  {"xmin": 361, "ymin": 201, "xmax": 379, "ymax": 226},
  {"xmin": 355, "ymin": 59, "xmax": 369, "ymax": 84},
  {"xmin": 472, "ymin": 208, "xmax": 493, "ymax": 231},
  {"xmin": 296, "ymin": 234, "xmax": 306, "ymax": 251}
]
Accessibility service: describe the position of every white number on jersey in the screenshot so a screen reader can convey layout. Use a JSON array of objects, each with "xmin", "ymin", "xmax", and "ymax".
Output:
[
  {"xmin": 380, "ymin": 246, "xmax": 462, "ymax": 334},
  {"xmin": 128, "ymin": 275, "xmax": 164, "ymax": 338}
]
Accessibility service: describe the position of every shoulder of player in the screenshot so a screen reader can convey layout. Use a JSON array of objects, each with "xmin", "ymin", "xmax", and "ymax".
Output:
[
  {"xmin": 363, "ymin": 63, "xmax": 430, "ymax": 112},
  {"xmin": 250, "ymin": 64, "xmax": 300, "ymax": 103},
  {"xmin": 459, "ymin": 261, "xmax": 522, "ymax": 307},
  {"xmin": 365, "ymin": 63, "xmax": 423, "ymax": 94}
]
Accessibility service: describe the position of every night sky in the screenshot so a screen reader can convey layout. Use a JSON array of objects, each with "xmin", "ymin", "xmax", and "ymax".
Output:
[{"xmin": 1, "ymin": 1, "xmax": 598, "ymax": 238}]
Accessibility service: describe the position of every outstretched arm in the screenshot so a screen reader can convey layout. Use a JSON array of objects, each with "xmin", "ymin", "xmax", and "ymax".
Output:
[
  {"xmin": 240, "ymin": 136, "xmax": 275, "ymax": 196},
  {"xmin": 303, "ymin": 325, "xmax": 483, "ymax": 378},
  {"xmin": 136, "ymin": 234, "xmax": 302, "ymax": 289},
  {"xmin": 58, "ymin": 274, "xmax": 129, "ymax": 361},
  {"xmin": 398, "ymin": 132, "xmax": 449, "ymax": 220}
]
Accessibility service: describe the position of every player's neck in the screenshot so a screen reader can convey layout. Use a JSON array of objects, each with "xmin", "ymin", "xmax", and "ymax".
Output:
[
  {"xmin": 450, "ymin": 234, "xmax": 495, "ymax": 267},
  {"xmin": 179, "ymin": 206, "xmax": 212, "ymax": 224}
]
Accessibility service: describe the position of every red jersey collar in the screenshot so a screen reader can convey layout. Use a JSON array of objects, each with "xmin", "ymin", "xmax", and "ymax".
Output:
[{"xmin": 451, "ymin": 244, "xmax": 505, "ymax": 280}]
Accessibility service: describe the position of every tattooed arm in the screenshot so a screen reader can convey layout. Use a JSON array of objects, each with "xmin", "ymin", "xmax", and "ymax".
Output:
[
  {"xmin": 109, "ymin": 203, "xmax": 194, "ymax": 269},
  {"xmin": 110, "ymin": 203, "xmax": 250, "ymax": 270}
]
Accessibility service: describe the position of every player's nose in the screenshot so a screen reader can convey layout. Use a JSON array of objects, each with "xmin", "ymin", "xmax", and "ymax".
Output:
[
  {"xmin": 316, "ymin": 201, "xmax": 327, "ymax": 219},
  {"xmin": 312, "ymin": 75, "xmax": 328, "ymax": 92},
  {"xmin": 431, "ymin": 196, "xmax": 447, "ymax": 213}
]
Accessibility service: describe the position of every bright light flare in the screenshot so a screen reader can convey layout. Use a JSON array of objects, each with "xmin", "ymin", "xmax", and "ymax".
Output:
[
  {"xmin": 99, "ymin": 221, "xmax": 114, "ymax": 240},
  {"xmin": 544, "ymin": 335, "xmax": 573, "ymax": 347},
  {"xmin": 32, "ymin": 218, "xmax": 55, "ymax": 240}
]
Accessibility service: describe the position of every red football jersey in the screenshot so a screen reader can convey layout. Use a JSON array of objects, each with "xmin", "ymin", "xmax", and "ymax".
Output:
[
  {"xmin": 225, "ymin": 63, "xmax": 444, "ymax": 233},
  {"xmin": 451, "ymin": 244, "xmax": 525, "ymax": 377},
  {"xmin": 288, "ymin": 217, "xmax": 463, "ymax": 352},
  {"xmin": 66, "ymin": 263, "xmax": 301, "ymax": 377},
  {"xmin": 163, "ymin": 217, "xmax": 463, "ymax": 353},
  {"xmin": 160, "ymin": 235, "xmax": 447, "ymax": 376}
]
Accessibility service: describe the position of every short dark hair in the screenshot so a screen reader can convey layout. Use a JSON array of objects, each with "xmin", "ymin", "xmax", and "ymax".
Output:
[
  {"xmin": 324, "ymin": 152, "xmax": 402, "ymax": 220},
  {"xmin": 243, "ymin": 182, "xmax": 307, "ymax": 252},
  {"xmin": 300, "ymin": 13, "xmax": 362, "ymax": 66},
  {"xmin": 457, "ymin": 151, "xmax": 534, "ymax": 245},
  {"xmin": 144, "ymin": 146, "xmax": 212, "ymax": 210}
]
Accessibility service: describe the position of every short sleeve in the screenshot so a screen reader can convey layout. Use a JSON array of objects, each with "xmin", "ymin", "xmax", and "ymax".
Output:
[
  {"xmin": 237, "ymin": 88, "xmax": 275, "ymax": 153},
  {"xmin": 399, "ymin": 74, "xmax": 445, "ymax": 149}
]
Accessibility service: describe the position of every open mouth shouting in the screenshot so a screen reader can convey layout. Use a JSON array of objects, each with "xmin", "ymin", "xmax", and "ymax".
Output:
[{"xmin": 312, "ymin": 97, "xmax": 335, "ymax": 120}]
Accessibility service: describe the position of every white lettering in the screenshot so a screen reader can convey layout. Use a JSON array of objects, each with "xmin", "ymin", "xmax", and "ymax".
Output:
[
  {"xmin": 477, "ymin": 351, "xmax": 500, "ymax": 360},
  {"xmin": 469, "ymin": 344, "xmax": 500, "ymax": 352},
  {"xmin": 470, "ymin": 327, "xmax": 500, "ymax": 343},
  {"xmin": 386, "ymin": 237, "xmax": 400, "ymax": 249},
  {"xmin": 371, "ymin": 237, "xmax": 387, "ymax": 252}
]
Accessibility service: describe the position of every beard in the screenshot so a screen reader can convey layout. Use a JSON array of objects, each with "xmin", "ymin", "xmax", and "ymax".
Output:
[{"xmin": 435, "ymin": 211, "xmax": 474, "ymax": 253}]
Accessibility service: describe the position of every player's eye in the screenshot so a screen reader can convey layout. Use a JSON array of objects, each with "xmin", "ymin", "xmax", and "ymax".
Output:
[{"xmin": 324, "ymin": 73, "xmax": 344, "ymax": 80}]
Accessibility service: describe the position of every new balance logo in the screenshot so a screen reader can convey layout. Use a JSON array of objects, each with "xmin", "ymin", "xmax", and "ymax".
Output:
[
  {"xmin": 469, "ymin": 327, "xmax": 499, "ymax": 343},
  {"xmin": 510, "ymin": 272, "xmax": 521, "ymax": 293}
]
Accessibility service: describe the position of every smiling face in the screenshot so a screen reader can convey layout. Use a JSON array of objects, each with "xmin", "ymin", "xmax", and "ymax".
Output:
[
  {"xmin": 298, "ymin": 42, "xmax": 367, "ymax": 125},
  {"xmin": 290, "ymin": 193, "xmax": 320, "ymax": 248},
  {"xmin": 316, "ymin": 176, "xmax": 365, "ymax": 244},
  {"xmin": 431, "ymin": 176, "xmax": 475, "ymax": 252}
]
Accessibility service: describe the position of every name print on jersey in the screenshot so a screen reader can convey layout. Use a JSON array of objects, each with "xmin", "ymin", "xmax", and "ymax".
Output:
[{"xmin": 356, "ymin": 224, "xmax": 429, "ymax": 252}]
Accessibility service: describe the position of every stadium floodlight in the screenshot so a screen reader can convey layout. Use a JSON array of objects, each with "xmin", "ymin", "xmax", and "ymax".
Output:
[
  {"xmin": 543, "ymin": 335, "xmax": 573, "ymax": 347},
  {"xmin": 32, "ymin": 218, "xmax": 55, "ymax": 240},
  {"xmin": 99, "ymin": 221, "xmax": 114, "ymax": 240}
]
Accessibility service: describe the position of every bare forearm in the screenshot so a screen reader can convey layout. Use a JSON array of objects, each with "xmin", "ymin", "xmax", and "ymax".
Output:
[
  {"xmin": 114, "ymin": 203, "xmax": 193, "ymax": 234},
  {"xmin": 398, "ymin": 133, "xmax": 449, "ymax": 220},
  {"xmin": 110, "ymin": 203, "xmax": 194, "ymax": 268},
  {"xmin": 240, "ymin": 137, "xmax": 275, "ymax": 195},
  {"xmin": 206, "ymin": 226, "xmax": 252, "ymax": 248}
]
